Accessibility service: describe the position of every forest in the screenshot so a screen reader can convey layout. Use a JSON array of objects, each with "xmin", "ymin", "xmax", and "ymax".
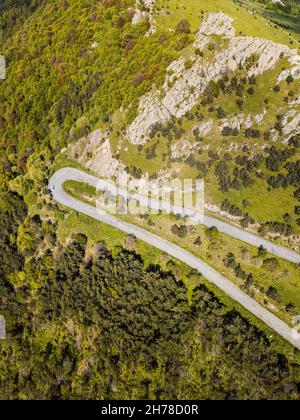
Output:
[{"xmin": 0, "ymin": 0, "xmax": 300, "ymax": 400}]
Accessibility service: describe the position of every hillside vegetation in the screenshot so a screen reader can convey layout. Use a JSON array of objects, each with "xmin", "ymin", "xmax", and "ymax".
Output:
[
  {"xmin": 0, "ymin": 0, "xmax": 299, "ymax": 400},
  {"xmin": 1, "ymin": 234, "xmax": 300, "ymax": 399}
]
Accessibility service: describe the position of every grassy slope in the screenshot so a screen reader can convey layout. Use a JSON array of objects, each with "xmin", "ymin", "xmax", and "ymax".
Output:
[{"xmin": 53, "ymin": 0, "xmax": 300, "ymax": 343}]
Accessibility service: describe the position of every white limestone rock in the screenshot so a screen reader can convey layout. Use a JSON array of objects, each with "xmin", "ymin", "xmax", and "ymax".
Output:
[
  {"xmin": 289, "ymin": 55, "xmax": 300, "ymax": 79},
  {"xmin": 142, "ymin": 0, "xmax": 156, "ymax": 7},
  {"xmin": 277, "ymin": 69, "xmax": 290, "ymax": 84},
  {"xmin": 281, "ymin": 110, "xmax": 300, "ymax": 139},
  {"xmin": 289, "ymin": 96, "xmax": 300, "ymax": 107},
  {"xmin": 219, "ymin": 111, "xmax": 266, "ymax": 132}
]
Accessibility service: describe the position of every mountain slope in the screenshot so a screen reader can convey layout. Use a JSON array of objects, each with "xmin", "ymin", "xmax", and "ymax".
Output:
[{"xmin": 0, "ymin": 0, "xmax": 300, "ymax": 400}]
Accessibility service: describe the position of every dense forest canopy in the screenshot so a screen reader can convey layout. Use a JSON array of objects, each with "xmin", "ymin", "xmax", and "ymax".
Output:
[{"xmin": 0, "ymin": 0, "xmax": 299, "ymax": 400}]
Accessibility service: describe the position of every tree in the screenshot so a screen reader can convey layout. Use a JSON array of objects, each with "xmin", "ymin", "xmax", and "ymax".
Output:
[
  {"xmin": 247, "ymin": 86, "xmax": 255, "ymax": 95},
  {"xmin": 266, "ymin": 286, "xmax": 280, "ymax": 302},
  {"xmin": 175, "ymin": 19, "xmax": 191, "ymax": 34},
  {"xmin": 194, "ymin": 236, "xmax": 202, "ymax": 246}
]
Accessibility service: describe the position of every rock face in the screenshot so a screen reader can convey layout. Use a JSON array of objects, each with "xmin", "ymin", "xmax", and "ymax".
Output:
[
  {"xmin": 127, "ymin": 12, "xmax": 299, "ymax": 145},
  {"xmin": 68, "ymin": 130, "xmax": 124, "ymax": 177},
  {"xmin": 194, "ymin": 119, "xmax": 214, "ymax": 137},
  {"xmin": 171, "ymin": 139, "xmax": 202, "ymax": 160},
  {"xmin": 70, "ymin": 11, "xmax": 299, "ymax": 179},
  {"xmin": 135, "ymin": 0, "xmax": 156, "ymax": 35},
  {"xmin": 142, "ymin": 0, "xmax": 156, "ymax": 7}
]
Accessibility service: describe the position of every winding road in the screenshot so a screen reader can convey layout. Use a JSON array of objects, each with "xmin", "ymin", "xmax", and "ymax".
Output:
[{"xmin": 49, "ymin": 168, "xmax": 300, "ymax": 350}]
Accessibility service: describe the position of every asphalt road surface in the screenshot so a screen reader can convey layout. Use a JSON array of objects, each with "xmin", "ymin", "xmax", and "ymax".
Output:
[{"xmin": 49, "ymin": 168, "xmax": 300, "ymax": 350}]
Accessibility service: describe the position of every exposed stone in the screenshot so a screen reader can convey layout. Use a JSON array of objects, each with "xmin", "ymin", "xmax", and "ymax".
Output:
[
  {"xmin": 289, "ymin": 55, "xmax": 300, "ymax": 79},
  {"xmin": 132, "ymin": 9, "xmax": 149, "ymax": 25},
  {"xmin": 289, "ymin": 96, "xmax": 300, "ymax": 107},
  {"xmin": 254, "ymin": 110, "xmax": 267, "ymax": 125},
  {"xmin": 142, "ymin": 0, "xmax": 156, "ymax": 7},
  {"xmin": 281, "ymin": 110, "xmax": 300, "ymax": 140},
  {"xmin": 219, "ymin": 110, "xmax": 266, "ymax": 132},
  {"xmin": 194, "ymin": 119, "xmax": 214, "ymax": 137},
  {"xmin": 68, "ymin": 128, "xmax": 103, "ymax": 161},
  {"xmin": 272, "ymin": 0, "xmax": 285, "ymax": 6},
  {"xmin": 91, "ymin": 42, "xmax": 100, "ymax": 49},
  {"xmin": 146, "ymin": 25, "xmax": 157, "ymax": 36},
  {"xmin": 277, "ymin": 69, "xmax": 290, "ymax": 84},
  {"xmin": 136, "ymin": 0, "xmax": 156, "ymax": 35}
]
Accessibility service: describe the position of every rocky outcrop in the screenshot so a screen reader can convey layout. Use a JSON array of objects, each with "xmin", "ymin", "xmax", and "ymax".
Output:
[
  {"xmin": 142, "ymin": 0, "xmax": 156, "ymax": 7},
  {"xmin": 282, "ymin": 110, "xmax": 300, "ymax": 140},
  {"xmin": 132, "ymin": 9, "xmax": 149, "ymax": 25},
  {"xmin": 127, "ymin": 12, "xmax": 299, "ymax": 145},
  {"xmin": 219, "ymin": 110, "xmax": 267, "ymax": 132},
  {"xmin": 290, "ymin": 55, "xmax": 300, "ymax": 78},
  {"xmin": 171, "ymin": 139, "xmax": 202, "ymax": 160},
  {"xmin": 198, "ymin": 12, "xmax": 235, "ymax": 37},
  {"xmin": 289, "ymin": 96, "xmax": 300, "ymax": 107},
  {"xmin": 135, "ymin": 0, "xmax": 156, "ymax": 35},
  {"xmin": 277, "ymin": 69, "xmax": 290, "ymax": 84},
  {"xmin": 68, "ymin": 130, "xmax": 125, "ymax": 177}
]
